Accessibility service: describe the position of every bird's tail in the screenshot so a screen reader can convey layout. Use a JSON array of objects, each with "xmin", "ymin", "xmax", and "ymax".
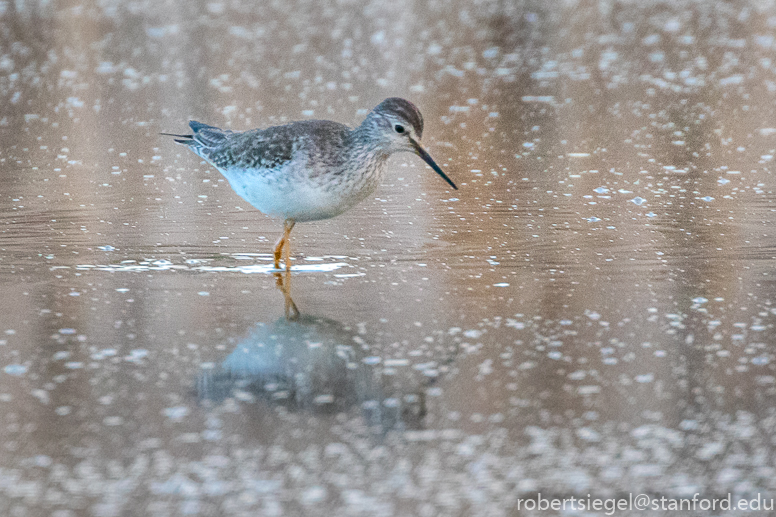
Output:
[
  {"xmin": 159, "ymin": 132, "xmax": 194, "ymax": 145},
  {"xmin": 161, "ymin": 121, "xmax": 232, "ymax": 153}
]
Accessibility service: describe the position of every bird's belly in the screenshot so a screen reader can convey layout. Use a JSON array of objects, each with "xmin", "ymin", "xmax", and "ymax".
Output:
[{"xmin": 219, "ymin": 166, "xmax": 379, "ymax": 222}]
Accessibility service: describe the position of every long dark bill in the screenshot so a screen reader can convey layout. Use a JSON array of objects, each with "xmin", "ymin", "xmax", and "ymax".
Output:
[{"xmin": 411, "ymin": 139, "xmax": 458, "ymax": 190}]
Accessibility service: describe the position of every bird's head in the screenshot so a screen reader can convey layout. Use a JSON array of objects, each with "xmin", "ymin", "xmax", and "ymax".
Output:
[{"xmin": 362, "ymin": 97, "xmax": 457, "ymax": 190}]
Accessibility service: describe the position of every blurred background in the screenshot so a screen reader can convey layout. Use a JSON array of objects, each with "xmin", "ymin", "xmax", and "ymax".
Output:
[{"xmin": 2, "ymin": 0, "xmax": 776, "ymax": 515}]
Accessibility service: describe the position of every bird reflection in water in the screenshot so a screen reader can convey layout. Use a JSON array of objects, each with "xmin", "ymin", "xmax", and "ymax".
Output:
[
  {"xmin": 274, "ymin": 269, "xmax": 299, "ymax": 320},
  {"xmin": 198, "ymin": 274, "xmax": 456, "ymax": 432}
]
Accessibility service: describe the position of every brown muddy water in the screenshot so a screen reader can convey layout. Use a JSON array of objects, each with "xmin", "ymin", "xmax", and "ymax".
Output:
[{"xmin": 2, "ymin": 1, "xmax": 776, "ymax": 516}]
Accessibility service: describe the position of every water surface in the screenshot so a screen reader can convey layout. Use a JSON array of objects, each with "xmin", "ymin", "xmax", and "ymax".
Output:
[{"xmin": 2, "ymin": 1, "xmax": 776, "ymax": 515}]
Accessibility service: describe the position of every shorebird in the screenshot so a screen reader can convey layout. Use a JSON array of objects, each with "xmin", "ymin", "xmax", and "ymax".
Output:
[{"xmin": 164, "ymin": 97, "xmax": 457, "ymax": 270}]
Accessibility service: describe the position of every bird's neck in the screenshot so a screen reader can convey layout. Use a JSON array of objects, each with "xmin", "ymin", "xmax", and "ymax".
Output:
[{"xmin": 348, "ymin": 123, "xmax": 390, "ymax": 164}]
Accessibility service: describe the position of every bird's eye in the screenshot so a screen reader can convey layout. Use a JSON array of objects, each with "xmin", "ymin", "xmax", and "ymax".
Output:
[{"xmin": 394, "ymin": 124, "xmax": 405, "ymax": 134}]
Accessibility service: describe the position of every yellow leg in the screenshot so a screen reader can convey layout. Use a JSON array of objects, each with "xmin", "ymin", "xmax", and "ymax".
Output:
[
  {"xmin": 273, "ymin": 237, "xmax": 283, "ymax": 270},
  {"xmin": 283, "ymin": 224, "xmax": 292, "ymax": 269},
  {"xmin": 273, "ymin": 218, "xmax": 296, "ymax": 270}
]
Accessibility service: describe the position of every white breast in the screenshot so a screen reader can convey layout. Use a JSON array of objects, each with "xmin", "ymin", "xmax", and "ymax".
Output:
[{"xmin": 217, "ymin": 158, "xmax": 386, "ymax": 222}]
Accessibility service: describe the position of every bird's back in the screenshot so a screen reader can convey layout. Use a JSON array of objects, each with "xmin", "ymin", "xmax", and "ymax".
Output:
[{"xmin": 177, "ymin": 119, "xmax": 353, "ymax": 174}]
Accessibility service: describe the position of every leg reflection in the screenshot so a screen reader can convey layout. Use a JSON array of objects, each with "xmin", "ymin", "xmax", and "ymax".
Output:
[{"xmin": 274, "ymin": 270, "xmax": 300, "ymax": 321}]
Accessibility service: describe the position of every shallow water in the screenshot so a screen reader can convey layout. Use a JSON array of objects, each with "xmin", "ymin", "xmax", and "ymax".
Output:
[{"xmin": 2, "ymin": 1, "xmax": 776, "ymax": 516}]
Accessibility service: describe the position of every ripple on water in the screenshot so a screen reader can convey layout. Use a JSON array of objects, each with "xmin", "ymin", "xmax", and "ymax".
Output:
[
  {"xmin": 73, "ymin": 257, "xmax": 350, "ymax": 274},
  {"xmin": 4, "ymin": 364, "xmax": 27, "ymax": 376}
]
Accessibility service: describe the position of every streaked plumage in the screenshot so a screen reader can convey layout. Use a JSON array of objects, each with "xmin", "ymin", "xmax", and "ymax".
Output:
[{"xmin": 164, "ymin": 97, "xmax": 456, "ymax": 270}]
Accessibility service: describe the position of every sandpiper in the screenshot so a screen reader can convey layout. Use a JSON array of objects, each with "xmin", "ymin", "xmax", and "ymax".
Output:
[{"xmin": 164, "ymin": 97, "xmax": 457, "ymax": 270}]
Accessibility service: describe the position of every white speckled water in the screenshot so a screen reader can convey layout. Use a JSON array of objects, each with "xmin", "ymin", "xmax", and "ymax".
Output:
[{"xmin": 2, "ymin": 1, "xmax": 776, "ymax": 515}]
